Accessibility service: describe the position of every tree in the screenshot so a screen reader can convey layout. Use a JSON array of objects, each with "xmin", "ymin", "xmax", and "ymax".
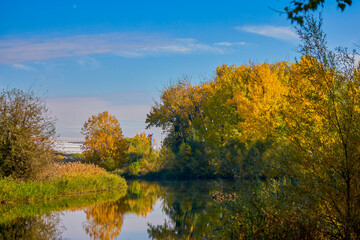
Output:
[
  {"xmin": 284, "ymin": 0, "xmax": 352, "ymax": 25},
  {"xmin": 194, "ymin": 65, "xmax": 244, "ymax": 148},
  {"xmin": 0, "ymin": 88, "xmax": 55, "ymax": 180},
  {"xmin": 146, "ymin": 79, "xmax": 215, "ymax": 176},
  {"xmin": 284, "ymin": 16, "xmax": 360, "ymax": 238},
  {"xmin": 230, "ymin": 15, "xmax": 360, "ymax": 238},
  {"xmin": 81, "ymin": 111, "xmax": 126, "ymax": 170},
  {"xmin": 124, "ymin": 133, "xmax": 161, "ymax": 175},
  {"xmin": 146, "ymin": 79, "xmax": 205, "ymax": 154},
  {"xmin": 232, "ymin": 62, "xmax": 290, "ymax": 143}
]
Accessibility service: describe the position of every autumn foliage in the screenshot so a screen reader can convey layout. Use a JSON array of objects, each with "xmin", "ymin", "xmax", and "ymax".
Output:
[
  {"xmin": 145, "ymin": 16, "xmax": 360, "ymax": 238},
  {"xmin": 81, "ymin": 111, "xmax": 126, "ymax": 170}
]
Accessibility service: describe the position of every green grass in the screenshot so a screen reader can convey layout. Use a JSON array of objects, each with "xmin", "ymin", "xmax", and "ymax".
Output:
[{"xmin": 0, "ymin": 173, "xmax": 127, "ymax": 204}]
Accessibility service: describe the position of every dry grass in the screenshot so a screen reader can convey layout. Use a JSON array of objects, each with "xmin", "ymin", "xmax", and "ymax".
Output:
[
  {"xmin": 39, "ymin": 162, "xmax": 108, "ymax": 181},
  {"xmin": 55, "ymin": 162, "xmax": 107, "ymax": 177}
]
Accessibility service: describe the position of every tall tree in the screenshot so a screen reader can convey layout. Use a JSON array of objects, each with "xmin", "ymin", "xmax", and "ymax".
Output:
[
  {"xmin": 146, "ymin": 79, "xmax": 215, "ymax": 176},
  {"xmin": 285, "ymin": 15, "xmax": 360, "ymax": 238},
  {"xmin": 195, "ymin": 65, "xmax": 244, "ymax": 148},
  {"xmin": 146, "ymin": 79, "xmax": 204, "ymax": 154}
]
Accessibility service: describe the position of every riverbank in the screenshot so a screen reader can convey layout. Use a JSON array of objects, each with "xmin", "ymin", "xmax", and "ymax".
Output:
[
  {"xmin": 0, "ymin": 162, "xmax": 127, "ymax": 205},
  {"xmin": 118, "ymin": 169, "xmax": 230, "ymax": 181}
]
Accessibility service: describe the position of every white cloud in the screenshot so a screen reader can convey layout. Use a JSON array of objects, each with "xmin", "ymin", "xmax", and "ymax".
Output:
[
  {"xmin": 214, "ymin": 41, "xmax": 246, "ymax": 46},
  {"xmin": 12, "ymin": 63, "xmax": 35, "ymax": 71},
  {"xmin": 235, "ymin": 25, "xmax": 298, "ymax": 41},
  {"xmin": 0, "ymin": 33, "xmax": 224, "ymax": 64}
]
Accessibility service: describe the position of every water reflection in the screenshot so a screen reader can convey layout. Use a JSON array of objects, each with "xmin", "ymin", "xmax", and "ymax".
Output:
[
  {"xmin": 147, "ymin": 181, "xmax": 224, "ymax": 240},
  {"xmin": 0, "ymin": 180, "xmax": 228, "ymax": 240},
  {"xmin": 0, "ymin": 213, "xmax": 64, "ymax": 240},
  {"xmin": 82, "ymin": 181, "xmax": 162, "ymax": 239}
]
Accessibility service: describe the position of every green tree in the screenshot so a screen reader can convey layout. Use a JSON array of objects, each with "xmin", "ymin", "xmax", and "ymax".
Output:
[
  {"xmin": 124, "ymin": 133, "xmax": 161, "ymax": 176},
  {"xmin": 0, "ymin": 89, "xmax": 55, "ymax": 180},
  {"xmin": 146, "ymin": 79, "xmax": 204, "ymax": 154},
  {"xmin": 146, "ymin": 79, "xmax": 213, "ymax": 177},
  {"xmin": 194, "ymin": 65, "xmax": 244, "ymax": 148}
]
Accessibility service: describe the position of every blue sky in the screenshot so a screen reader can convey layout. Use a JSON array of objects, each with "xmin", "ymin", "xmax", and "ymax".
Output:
[{"xmin": 1, "ymin": 0, "xmax": 359, "ymax": 141}]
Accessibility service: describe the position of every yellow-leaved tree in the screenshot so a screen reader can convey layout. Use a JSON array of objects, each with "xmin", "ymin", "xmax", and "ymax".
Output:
[
  {"xmin": 81, "ymin": 111, "xmax": 126, "ymax": 170},
  {"xmin": 233, "ymin": 62, "xmax": 290, "ymax": 142},
  {"xmin": 228, "ymin": 16, "xmax": 360, "ymax": 238}
]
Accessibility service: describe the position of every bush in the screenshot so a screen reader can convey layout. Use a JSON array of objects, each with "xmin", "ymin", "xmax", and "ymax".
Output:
[{"xmin": 0, "ymin": 89, "xmax": 55, "ymax": 180}]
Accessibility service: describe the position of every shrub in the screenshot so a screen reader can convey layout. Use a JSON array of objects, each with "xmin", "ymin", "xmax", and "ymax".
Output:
[{"xmin": 0, "ymin": 89, "xmax": 55, "ymax": 180}]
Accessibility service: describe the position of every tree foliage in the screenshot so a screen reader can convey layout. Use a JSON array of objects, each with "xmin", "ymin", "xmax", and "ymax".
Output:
[
  {"xmin": 285, "ymin": 0, "xmax": 352, "ymax": 25},
  {"xmin": 221, "ymin": 15, "xmax": 360, "ymax": 238},
  {"xmin": 145, "ymin": 14, "xmax": 360, "ymax": 237},
  {"xmin": 146, "ymin": 79, "xmax": 205, "ymax": 154},
  {"xmin": 145, "ymin": 79, "xmax": 214, "ymax": 177},
  {"xmin": 195, "ymin": 65, "xmax": 244, "ymax": 148},
  {"xmin": 81, "ymin": 111, "xmax": 126, "ymax": 171},
  {"xmin": 0, "ymin": 89, "xmax": 55, "ymax": 180},
  {"xmin": 124, "ymin": 133, "xmax": 161, "ymax": 176}
]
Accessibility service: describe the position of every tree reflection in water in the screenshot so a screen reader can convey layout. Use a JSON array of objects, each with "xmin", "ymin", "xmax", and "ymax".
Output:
[
  {"xmin": 0, "ymin": 213, "xmax": 64, "ymax": 240},
  {"xmin": 0, "ymin": 180, "xmax": 228, "ymax": 240},
  {"xmin": 1, "ymin": 179, "xmax": 353, "ymax": 239},
  {"xmin": 147, "ymin": 181, "xmax": 225, "ymax": 240},
  {"xmin": 82, "ymin": 180, "xmax": 163, "ymax": 239},
  {"xmin": 83, "ymin": 201, "xmax": 124, "ymax": 240},
  {"xmin": 82, "ymin": 180, "xmax": 226, "ymax": 240}
]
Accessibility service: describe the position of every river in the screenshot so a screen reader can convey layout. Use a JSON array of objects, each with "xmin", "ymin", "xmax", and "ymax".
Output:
[{"xmin": 0, "ymin": 180, "xmax": 235, "ymax": 239}]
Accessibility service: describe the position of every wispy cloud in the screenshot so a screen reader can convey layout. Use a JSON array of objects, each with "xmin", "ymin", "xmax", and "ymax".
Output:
[
  {"xmin": 214, "ymin": 41, "xmax": 246, "ymax": 47},
  {"xmin": 77, "ymin": 56, "xmax": 100, "ymax": 69},
  {"xmin": 235, "ymin": 25, "xmax": 298, "ymax": 41},
  {"xmin": 0, "ymin": 33, "xmax": 224, "ymax": 64},
  {"xmin": 12, "ymin": 63, "xmax": 35, "ymax": 71}
]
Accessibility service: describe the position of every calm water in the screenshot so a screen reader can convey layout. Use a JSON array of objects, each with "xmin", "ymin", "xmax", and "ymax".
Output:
[{"xmin": 0, "ymin": 180, "xmax": 234, "ymax": 240}]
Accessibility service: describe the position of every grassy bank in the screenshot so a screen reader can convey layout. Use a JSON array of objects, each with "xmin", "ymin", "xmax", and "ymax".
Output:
[{"xmin": 0, "ymin": 162, "xmax": 127, "ymax": 205}]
